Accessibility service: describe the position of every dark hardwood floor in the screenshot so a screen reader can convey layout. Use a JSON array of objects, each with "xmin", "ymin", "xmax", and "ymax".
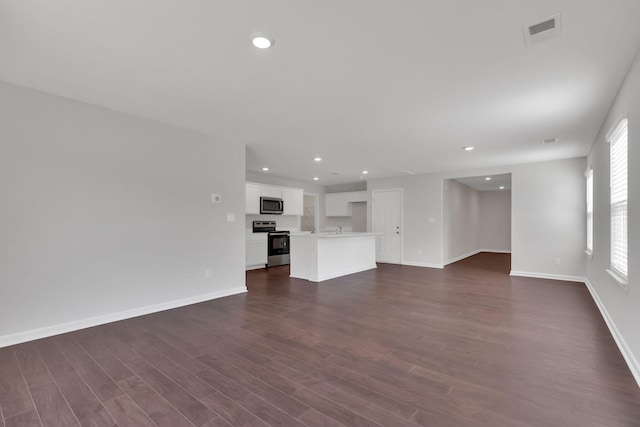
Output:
[{"xmin": 1, "ymin": 253, "xmax": 639, "ymax": 426}]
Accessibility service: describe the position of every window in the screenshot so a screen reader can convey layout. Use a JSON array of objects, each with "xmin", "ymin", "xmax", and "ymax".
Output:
[
  {"xmin": 586, "ymin": 168, "xmax": 593, "ymax": 254},
  {"xmin": 608, "ymin": 119, "xmax": 628, "ymax": 286}
]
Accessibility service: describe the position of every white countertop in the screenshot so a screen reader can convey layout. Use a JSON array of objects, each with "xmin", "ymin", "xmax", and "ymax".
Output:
[{"xmin": 290, "ymin": 231, "xmax": 381, "ymax": 238}]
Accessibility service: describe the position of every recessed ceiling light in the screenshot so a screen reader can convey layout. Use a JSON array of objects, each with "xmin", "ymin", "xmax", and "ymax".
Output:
[
  {"xmin": 262, "ymin": 167, "xmax": 269, "ymax": 171},
  {"xmin": 485, "ymin": 177, "xmax": 492, "ymax": 181},
  {"xmin": 252, "ymin": 35, "xmax": 273, "ymax": 49},
  {"xmin": 362, "ymin": 170, "xmax": 369, "ymax": 174},
  {"xmin": 314, "ymin": 157, "xmax": 322, "ymax": 162},
  {"xmin": 499, "ymin": 186, "xmax": 505, "ymax": 190},
  {"xmin": 313, "ymin": 177, "xmax": 319, "ymax": 181},
  {"xmin": 463, "ymin": 146, "xmax": 475, "ymax": 151}
]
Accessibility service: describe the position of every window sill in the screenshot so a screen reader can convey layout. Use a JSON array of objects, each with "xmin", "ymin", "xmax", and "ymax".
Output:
[{"xmin": 606, "ymin": 269, "xmax": 629, "ymax": 291}]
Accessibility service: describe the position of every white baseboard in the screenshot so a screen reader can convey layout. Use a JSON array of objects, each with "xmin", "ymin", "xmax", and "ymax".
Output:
[
  {"xmin": 480, "ymin": 249, "xmax": 512, "ymax": 254},
  {"xmin": 510, "ymin": 271, "xmax": 587, "ymax": 283},
  {"xmin": 444, "ymin": 250, "xmax": 481, "ymax": 266},
  {"xmin": 584, "ymin": 279, "xmax": 640, "ymax": 389},
  {"xmin": 0, "ymin": 286, "xmax": 247, "ymax": 348},
  {"xmin": 401, "ymin": 261, "xmax": 444, "ymax": 269}
]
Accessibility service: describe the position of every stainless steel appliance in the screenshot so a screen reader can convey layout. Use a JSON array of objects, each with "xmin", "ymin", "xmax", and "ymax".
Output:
[
  {"xmin": 260, "ymin": 197, "xmax": 284, "ymax": 215},
  {"xmin": 252, "ymin": 221, "xmax": 290, "ymax": 267}
]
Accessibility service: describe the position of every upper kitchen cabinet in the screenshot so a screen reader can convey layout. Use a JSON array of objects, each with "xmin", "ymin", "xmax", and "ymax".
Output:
[
  {"xmin": 348, "ymin": 191, "xmax": 367, "ymax": 203},
  {"xmin": 282, "ymin": 188, "xmax": 304, "ymax": 216},
  {"xmin": 325, "ymin": 191, "xmax": 367, "ymax": 216},
  {"xmin": 246, "ymin": 182, "xmax": 304, "ymax": 216},
  {"xmin": 260, "ymin": 186, "xmax": 282, "ymax": 199},
  {"xmin": 246, "ymin": 183, "xmax": 261, "ymax": 214}
]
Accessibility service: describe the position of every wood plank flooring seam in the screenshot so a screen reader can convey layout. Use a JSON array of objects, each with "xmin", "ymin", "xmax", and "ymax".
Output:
[
  {"xmin": 36, "ymin": 338, "xmax": 115, "ymax": 424},
  {"xmin": 236, "ymin": 333, "xmax": 417, "ymax": 419},
  {"xmin": 115, "ymin": 328, "xmax": 260, "ymax": 426},
  {"xmin": 66, "ymin": 340, "xmax": 165, "ymax": 427},
  {"xmin": 86, "ymin": 330, "xmax": 197, "ymax": 427},
  {"xmin": 112, "ymin": 327, "xmax": 265, "ymax": 426},
  {"xmin": 48, "ymin": 338, "xmax": 121, "ymax": 426},
  {"xmin": 132, "ymin": 330, "xmax": 310, "ymax": 426},
  {"xmin": 134, "ymin": 324, "xmax": 307, "ymax": 421},
  {"xmin": 282, "ymin": 362, "xmax": 419, "ymax": 425},
  {"xmin": 65, "ymin": 332, "xmax": 161, "ymax": 427},
  {"xmin": 26, "ymin": 343, "xmax": 83, "ymax": 427},
  {"xmin": 11, "ymin": 349, "xmax": 45, "ymax": 427},
  {"xmin": 293, "ymin": 386, "xmax": 386, "ymax": 427},
  {"xmin": 100, "ymin": 395, "xmax": 160, "ymax": 427},
  {"xmin": 299, "ymin": 376, "xmax": 420, "ymax": 426},
  {"xmin": 103, "ymin": 325, "xmax": 269, "ymax": 427}
]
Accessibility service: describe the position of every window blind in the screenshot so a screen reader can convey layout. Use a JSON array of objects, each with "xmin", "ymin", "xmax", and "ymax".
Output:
[
  {"xmin": 586, "ymin": 168, "xmax": 593, "ymax": 253},
  {"xmin": 609, "ymin": 119, "xmax": 628, "ymax": 278}
]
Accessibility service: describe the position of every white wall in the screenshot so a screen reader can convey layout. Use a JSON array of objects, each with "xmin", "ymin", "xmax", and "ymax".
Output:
[
  {"xmin": 443, "ymin": 180, "xmax": 481, "ymax": 263},
  {"xmin": 0, "ymin": 82, "xmax": 246, "ymax": 346},
  {"xmin": 509, "ymin": 158, "xmax": 586, "ymax": 279},
  {"xmin": 367, "ymin": 174, "xmax": 443, "ymax": 267},
  {"xmin": 350, "ymin": 203, "xmax": 367, "ymax": 232},
  {"xmin": 479, "ymin": 190, "xmax": 511, "ymax": 252},
  {"xmin": 586, "ymin": 49, "xmax": 640, "ymax": 384}
]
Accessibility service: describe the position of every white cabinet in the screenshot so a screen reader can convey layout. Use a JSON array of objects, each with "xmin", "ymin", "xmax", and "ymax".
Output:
[
  {"xmin": 245, "ymin": 182, "xmax": 304, "ymax": 216},
  {"xmin": 325, "ymin": 191, "xmax": 368, "ymax": 216},
  {"xmin": 245, "ymin": 183, "xmax": 261, "ymax": 215},
  {"xmin": 260, "ymin": 186, "xmax": 282, "ymax": 199},
  {"xmin": 246, "ymin": 233, "xmax": 267, "ymax": 269},
  {"xmin": 282, "ymin": 188, "xmax": 304, "ymax": 216},
  {"xmin": 348, "ymin": 191, "xmax": 367, "ymax": 203}
]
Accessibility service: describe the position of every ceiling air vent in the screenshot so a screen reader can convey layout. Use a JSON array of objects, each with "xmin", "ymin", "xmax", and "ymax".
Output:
[
  {"xmin": 523, "ymin": 13, "xmax": 562, "ymax": 46},
  {"xmin": 529, "ymin": 19, "xmax": 555, "ymax": 36}
]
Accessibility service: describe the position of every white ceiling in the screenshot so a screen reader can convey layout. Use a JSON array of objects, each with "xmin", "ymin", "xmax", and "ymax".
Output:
[
  {"xmin": 454, "ymin": 174, "xmax": 511, "ymax": 192},
  {"xmin": 1, "ymin": 1, "xmax": 639, "ymax": 185}
]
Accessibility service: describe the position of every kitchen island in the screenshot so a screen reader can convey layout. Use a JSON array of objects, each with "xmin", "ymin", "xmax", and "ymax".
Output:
[{"xmin": 289, "ymin": 232, "xmax": 380, "ymax": 282}]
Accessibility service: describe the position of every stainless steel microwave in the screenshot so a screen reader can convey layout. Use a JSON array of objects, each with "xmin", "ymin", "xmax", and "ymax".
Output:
[{"xmin": 260, "ymin": 197, "xmax": 284, "ymax": 214}]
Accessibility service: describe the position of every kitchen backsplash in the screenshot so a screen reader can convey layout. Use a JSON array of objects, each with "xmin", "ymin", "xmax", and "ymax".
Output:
[{"xmin": 246, "ymin": 214, "xmax": 301, "ymax": 232}]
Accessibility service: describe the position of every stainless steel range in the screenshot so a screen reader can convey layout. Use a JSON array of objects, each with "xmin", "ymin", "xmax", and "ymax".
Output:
[{"xmin": 252, "ymin": 221, "xmax": 290, "ymax": 267}]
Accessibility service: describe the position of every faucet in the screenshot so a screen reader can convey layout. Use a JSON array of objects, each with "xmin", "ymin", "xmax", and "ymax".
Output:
[{"xmin": 337, "ymin": 226, "xmax": 343, "ymax": 235}]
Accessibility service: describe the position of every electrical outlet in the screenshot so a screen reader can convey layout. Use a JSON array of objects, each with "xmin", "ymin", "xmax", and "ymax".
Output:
[
  {"xmin": 211, "ymin": 194, "xmax": 221, "ymax": 204},
  {"xmin": 554, "ymin": 258, "xmax": 561, "ymax": 265},
  {"xmin": 205, "ymin": 269, "xmax": 212, "ymax": 279},
  {"xmin": 227, "ymin": 213, "xmax": 235, "ymax": 222},
  {"xmin": 418, "ymin": 249, "xmax": 423, "ymax": 255}
]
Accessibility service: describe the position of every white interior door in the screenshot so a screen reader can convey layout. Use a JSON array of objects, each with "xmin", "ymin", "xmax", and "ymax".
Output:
[{"xmin": 372, "ymin": 190, "xmax": 402, "ymax": 263}]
